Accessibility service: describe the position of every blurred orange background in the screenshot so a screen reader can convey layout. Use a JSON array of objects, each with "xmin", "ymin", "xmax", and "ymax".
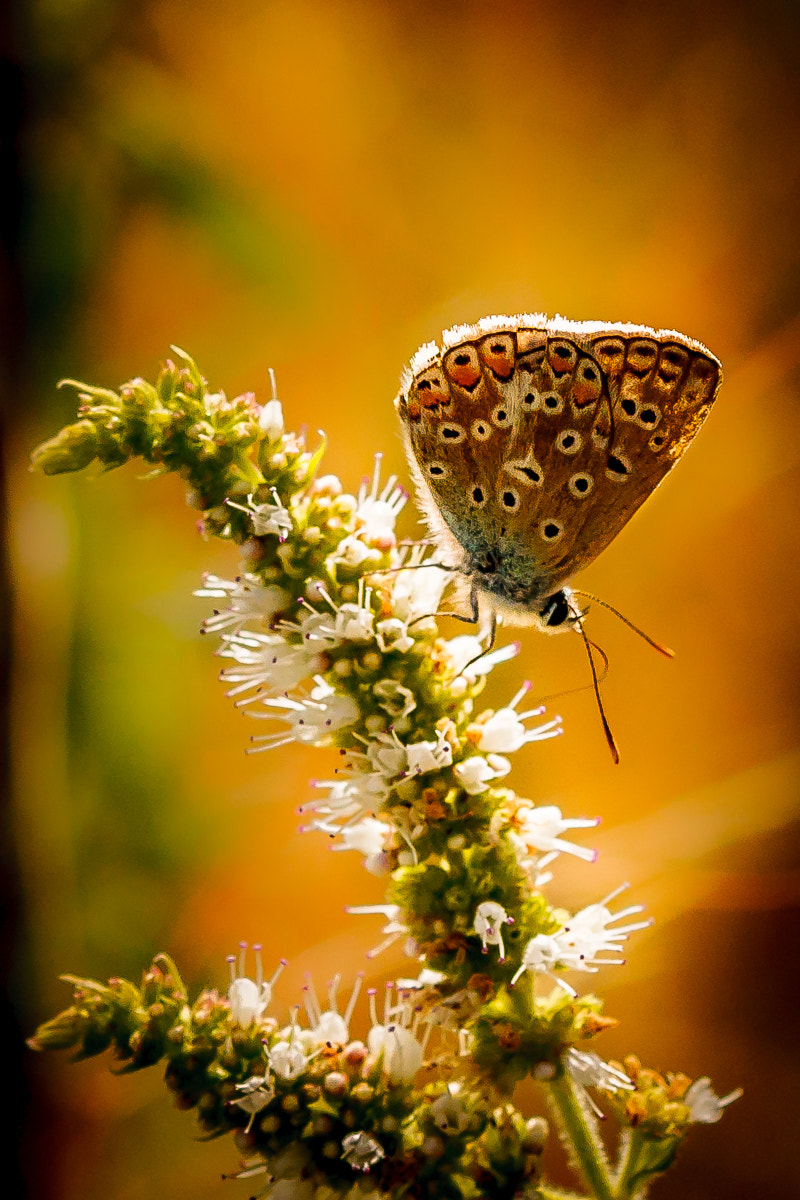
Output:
[{"xmin": 6, "ymin": 2, "xmax": 800, "ymax": 1198}]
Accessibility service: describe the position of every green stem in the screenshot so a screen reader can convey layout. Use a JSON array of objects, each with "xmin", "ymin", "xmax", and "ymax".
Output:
[
  {"xmin": 612, "ymin": 1129, "xmax": 646, "ymax": 1200},
  {"xmin": 548, "ymin": 1074, "xmax": 615, "ymax": 1200}
]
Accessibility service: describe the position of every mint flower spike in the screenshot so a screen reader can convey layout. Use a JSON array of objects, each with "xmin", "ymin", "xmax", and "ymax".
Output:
[{"xmin": 30, "ymin": 350, "xmax": 741, "ymax": 1200}]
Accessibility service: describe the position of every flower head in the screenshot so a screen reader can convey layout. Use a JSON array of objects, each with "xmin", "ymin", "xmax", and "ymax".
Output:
[
  {"xmin": 474, "ymin": 900, "xmax": 513, "ymax": 961},
  {"xmin": 684, "ymin": 1077, "xmax": 743, "ymax": 1124},
  {"xmin": 471, "ymin": 684, "xmax": 562, "ymax": 753},
  {"xmin": 196, "ymin": 573, "xmax": 291, "ymax": 634},
  {"xmin": 227, "ymin": 944, "xmax": 286, "ymax": 1027}
]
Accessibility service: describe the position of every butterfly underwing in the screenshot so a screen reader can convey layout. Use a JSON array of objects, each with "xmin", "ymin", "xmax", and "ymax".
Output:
[{"xmin": 395, "ymin": 313, "xmax": 722, "ymax": 632}]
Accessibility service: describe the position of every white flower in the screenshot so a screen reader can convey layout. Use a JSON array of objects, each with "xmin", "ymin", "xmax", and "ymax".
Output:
[
  {"xmin": 364, "ymin": 727, "xmax": 453, "ymax": 780},
  {"xmin": 300, "ymin": 770, "xmax": 390, "ymax": 834},
  {"xmin": 196, "ymin": 573, "xmax": 291, "ymax": 634},
  {"xmin": 282, "ymin": 581, "xmax": 378, "ymax": 648},
  {"xmin": 334, "ymin": 599, "xmax": 375, "ymax": 641},
  {"xmin": 565, "ymin": 1048, "xmax": 634, "ymax": 1118},
  {"xmin": 684, "ymin": 1077, "xmax": 743, "ymax": 1123},
  {"xmin": 442, "ymin": 635, "xmax": 519, "ymax": 678},
  {"xmin": 341, "ymin": 1131, "xmax": 386, "ymax": 1173},
  {"xmin": 259, "ymin": 372, "xmax": 284, "ymax": 439},
  {"xmin": 227, "ymin": 943, "xmax": 286, "ymax": 1026},
  {"xmin": 375, "ymin": 617, "xmax": 414, "ymax": 654},
  {"xmin": 247, "ymin": 678, "xmax": 359, "ymax": 751},
  {"xmin": 511, "ymin": 803, "xmax": 598, "ymax": 863},
  {"xmin": 302, "ymin": 973, "xmax": 362, "ymax": 1046},
  {"xmin": 217, "ymin": 630, "xmax": 322, "ymax": 698},
  {"xmin": 346, "ymin": 904, "xmax": 411, "ymax": 959},
  {"xmin": 454, "ymin": 753, "xmax": 511, "ymax": 795},
  {"xmin": 268, "ymin": 1032, "xmax": 312, "ymax": 1080},
  {"xmin": 510, "ymin": 933, "xmax": 575, "ymax": 995},
  {"xmin": 556, "ymin": 883, "xmax": 652, "ymax": 970},
  {"xmin": 405, "ymin": 728, "xmax": 454, "ymax": 775},
  {"xmin": 390, "ymin": 548, "xmax": 450, "ymax": 623},
  {"xmin": 565, "ymin": 1048, "xmax": 634, "ymax": 1093},
  {"xmin": 355, "ymin": 454, "xmax": 407, "ymax": 539},
  {"xmin": 474, "ymin": 900, "xmax": 513, "ymax": 961},
  {"xmin": 475, "ymin": 684, "xmax": 562, "ymax": 753},
  {"xmin": 227, "ymin": 488, "xmax": 293, "ymax": 540},
  {"xmin": 367, "ymin": 1017, "xmax": 425, "ymax": 1084},
  {"xmin": 329, "ymin": 534, "xmax": 375, "ymax": 569},
  {"xmin": 330, "ymin": 816, "xmax": 391, "ymax": 859}
]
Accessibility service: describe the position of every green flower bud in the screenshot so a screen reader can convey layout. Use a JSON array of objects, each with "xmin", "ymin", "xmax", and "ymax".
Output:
[{"xmin": 30, "ymin": 420, "xmax": 99, "ymax": 474}]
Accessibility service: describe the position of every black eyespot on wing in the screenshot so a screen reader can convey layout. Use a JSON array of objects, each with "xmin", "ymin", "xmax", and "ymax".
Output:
[
  {"xmin": 607, "ymin": 454, "xmax": 629, "ymax": 476},
  {"xmin": 540, "ymin": 520, "xmax": 563, "ymax": 541},
  {"xmin": 569, "ymin": 473, "xmax": 593, "ymax": 498},
  {"xmin": 621, "ymin": 399, "xmax": 637, "ymax": 416}
]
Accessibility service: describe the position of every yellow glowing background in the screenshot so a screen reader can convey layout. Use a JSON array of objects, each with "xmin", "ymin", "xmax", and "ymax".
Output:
[{"xmin": 8, "ymin": 2, "xmax": 800, "ymax": 1197}]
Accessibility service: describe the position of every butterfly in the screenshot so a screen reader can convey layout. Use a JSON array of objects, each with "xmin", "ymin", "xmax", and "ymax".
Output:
[{"xmin": 394, "ymin": 313, "xmax": 723, "ymax": 758}]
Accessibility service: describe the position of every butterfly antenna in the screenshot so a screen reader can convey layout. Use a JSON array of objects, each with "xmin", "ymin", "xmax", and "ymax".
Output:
[
  {"xmin": 571, "ymin": 590, "xmax": 675, "ymax": 658},
  {"xmin": 574, "ymin": 615, "xmax": 620, "ymax": 765}
]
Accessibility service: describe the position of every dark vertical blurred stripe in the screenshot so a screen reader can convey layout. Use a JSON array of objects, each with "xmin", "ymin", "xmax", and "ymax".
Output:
[{"xmin": 1, "ymin": 2, "xmax": 27, "ymax": 1195}]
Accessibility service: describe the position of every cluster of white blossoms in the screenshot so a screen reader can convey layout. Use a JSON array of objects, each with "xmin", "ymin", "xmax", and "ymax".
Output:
[
  {"xmin": 197, "ymin": 451, "xmax": 656, "ymax": 1015},
  {"xmin": 31, "ymin": 353, "xmax": 743, "ymax": 1200}
]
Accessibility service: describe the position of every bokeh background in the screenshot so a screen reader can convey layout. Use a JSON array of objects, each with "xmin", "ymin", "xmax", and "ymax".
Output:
[{"xmin": 5, "ymin": 1, "xmax": 800, "ymax": 1197}]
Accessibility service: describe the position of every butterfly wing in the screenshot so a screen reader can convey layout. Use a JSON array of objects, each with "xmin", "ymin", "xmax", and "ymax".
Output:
[{"xmin": 395, "ymin": 314, "xmax": 722, "ymax": 606}]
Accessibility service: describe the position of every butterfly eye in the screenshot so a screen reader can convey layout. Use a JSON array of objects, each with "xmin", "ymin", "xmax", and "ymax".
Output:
[
  {"xmin": 438, "ymin": 423, "xmax": 466, "ymax": 444},
  {"xmin": 471, "ymin": 419, "xmax": 492, "ymax": 441},
  {"xmin": 541, "ymin": 392, "xmax": 564, "ymax": 415},
  {"xmin": 568, "ymin": 473, "xmax": 594, "ymax": 498},
  {"xmin": 556, "ymin": 430, "xmax": 582, "ymax": 455},
  {"xmin": 538, "ymin": 519, "xmax": 564, "ymax": 543}
]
